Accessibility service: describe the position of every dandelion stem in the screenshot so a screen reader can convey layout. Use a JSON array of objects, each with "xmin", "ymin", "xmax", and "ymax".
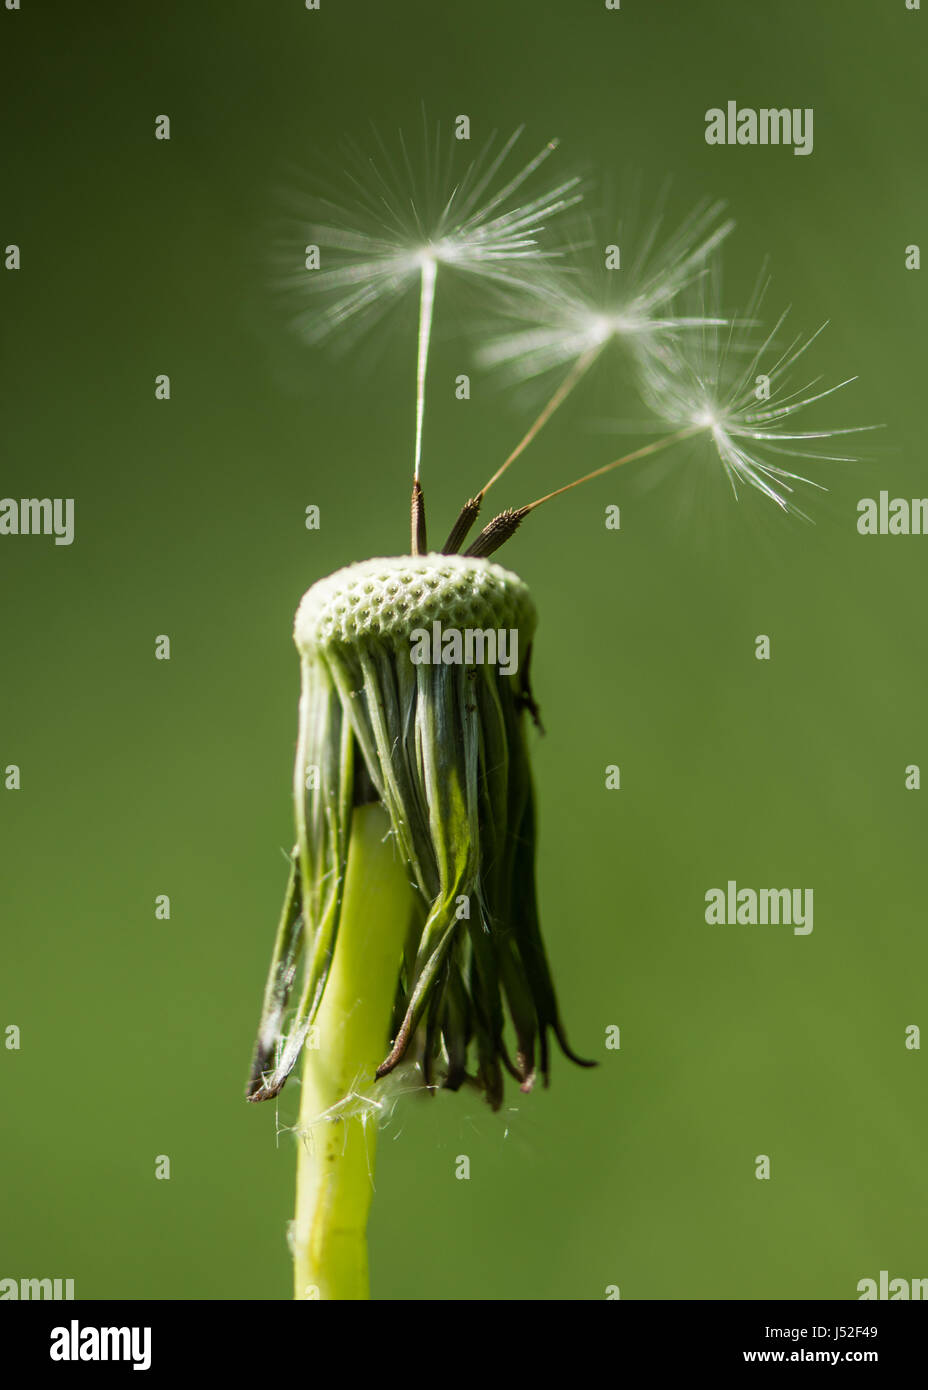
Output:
[
  {"xmin": 291, "ymin": 804, "xmax": 411, "ymax": 1300},
  {"xmin": 414, "ymin": 256, "xmax": 438, "ymax": 484},
  {"xmin": 463, "ymin": 423, "xmax": 706, "ymax": 558},
  {"xmin": 480, "ymin": 343, "xmax": 603, "ymax": 497},
  {"xmin": 523, "ymin": 423, "xmax": 704, "ymax": 510}
]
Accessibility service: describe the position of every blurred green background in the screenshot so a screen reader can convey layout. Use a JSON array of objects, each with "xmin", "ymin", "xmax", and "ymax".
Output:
[{"xmin": 2, "ymin": 0, "xmax": 925, "ymax": 1300}]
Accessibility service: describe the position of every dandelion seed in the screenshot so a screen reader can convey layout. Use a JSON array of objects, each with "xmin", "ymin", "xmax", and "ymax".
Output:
[
  {"xmin": 287, "ymin": 125, "xmax": 581, "ymax": 334},
  {"xmin": 276, "ymin": 122, "xmax": 580, "ymax": 498},
  {"xmin": 635, "ymin": 286, "xmax": 877, "ymax": 516},
  {"xmin": 456, "ymin": 283, "xmax": 874, "ymax": 556},
  {"xmin": 475, "ymin": 196, "xmax": 734, "ymax": 386},
  {"xmin": 447, "ymin": 197, "xmax": 734, "ymax": 534}
]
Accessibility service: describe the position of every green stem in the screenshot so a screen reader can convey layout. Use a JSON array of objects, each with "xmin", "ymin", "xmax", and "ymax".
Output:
[{"xmin": 291, "ymin": 803, "xmax": 411, "ymax": 1300}]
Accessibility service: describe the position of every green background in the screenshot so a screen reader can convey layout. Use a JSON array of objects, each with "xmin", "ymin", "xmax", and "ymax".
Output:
[{"xmin": 1, "ymin": 0, "xmax": 924, "ymax": 1300}]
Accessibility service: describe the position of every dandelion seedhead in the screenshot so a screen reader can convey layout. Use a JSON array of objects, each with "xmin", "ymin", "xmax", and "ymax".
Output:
[
  {"xmin": 253, "ymin": 121, "xmax": 875, "ymax": 1301},
  {"xmin": 248, "ymin": 556, "xmax": 592, "ymax": 1112},
  {"xmin": 251, "ymin": 128, "xmax": 872, "ymax": 1115}
]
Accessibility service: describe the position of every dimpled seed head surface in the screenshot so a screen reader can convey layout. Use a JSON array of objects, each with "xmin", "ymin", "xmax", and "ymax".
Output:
[{"xmin": 294, "ymin": 554, "xmax": 537, "ymax": 653}]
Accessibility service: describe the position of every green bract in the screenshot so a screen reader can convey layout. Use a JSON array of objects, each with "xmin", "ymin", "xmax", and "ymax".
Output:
[{"xmin": 247, "ymin": 554, "xmax": 590, "ymax": 1109}]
